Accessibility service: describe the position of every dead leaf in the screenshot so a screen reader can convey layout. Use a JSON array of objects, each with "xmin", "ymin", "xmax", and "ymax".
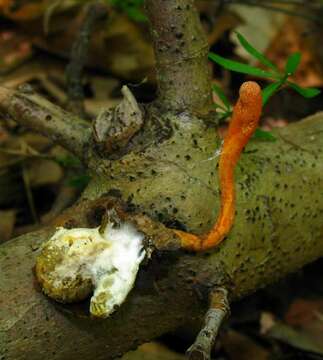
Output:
[
  {"xmin": 285, "ymin": 299, "xmax": 323, "ymax": 346},
  {"xmin": 265, "ymin": 18, "xmax": 323, "ymax": 87},
  {"xmin": 260, "ymin": 311, "xmax": 323, "ymax": 355},
  {"xmin": 0, "ymin": 30, "xmax": 32, "ymax": 74},
  {"xmin": 230, "ymin": 5, "xmax": 286, "ymax": 64},
  {"xmin": 0, "ymin": 209, "xmax": 16, "ymax": 243},
  {"xmin": 222, "ymin": 329, "xmax": 269, "ymax": 360},
  {"xmin": 0, "ymin": 123, "xmax": 9, "ymax": 144},
  {"xmin": 25, "ymin": 158, "xmax": 63, "ymax": 187},
  {"xmin": 122, "ymin": 342, "xmax": 186, "ymax": 360},
  {"xmin": 32, "ymin": 10, "xmax": 154, "ymax": 81},
  {"xmin": 0, "ymin": 0, "xmax": 44, "ymax": 21}
]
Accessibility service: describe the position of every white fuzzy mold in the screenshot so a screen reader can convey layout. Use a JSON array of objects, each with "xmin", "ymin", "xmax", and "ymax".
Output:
[{"xmin": 35, "ymin": 221, "xmax": 145, "ymax": 318}]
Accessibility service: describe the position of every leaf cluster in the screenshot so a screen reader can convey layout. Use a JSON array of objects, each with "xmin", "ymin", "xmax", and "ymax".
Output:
[{"xmin": 209, "ymin": 32, "xmax": 321, "ymax": 141}]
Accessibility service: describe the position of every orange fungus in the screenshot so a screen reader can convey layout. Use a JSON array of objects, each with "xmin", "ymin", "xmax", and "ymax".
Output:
[{"xmin": 174, "ymin": 81, "xmax": 262, "ymax": 251}]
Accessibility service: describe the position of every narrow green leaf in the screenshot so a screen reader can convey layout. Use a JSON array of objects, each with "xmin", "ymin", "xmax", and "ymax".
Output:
[
  {"xmin": 285, "ymin": 52, "xmax": 301, "ymax": 75},
  {"xmin": 253, "ymin": 128, "xmax": 277, "ymax": 142},
  {"xmin": 67, "ymin": 174, "xmax": 91, "ymax": 189},
  {"xmin": 235, "ymin": 32, "xmax": 278, "ymax": 71},
  {"xmin": 108, "ymin": 0, "xmax": 147, "ymax": 22},
  {"xmin": 262, "ymin": 80, "xmax": 284, "ymax": 105},
  {"xmin": 221, "ymin": 110, "xmax": 232, "ymax": 119},
  {"xmin": 55, "ymin": 155, "xmax": 81, "ymax": 168},
  {"xmin": 212, "ymin": 102, "xmax": 227, "ymax": 112},
  {"xmin": 126, "ymin": 7, "xmax": 147, "ymax": 22},
  {"xmin": 288, "ymin": 82, "xmax": 321, "ymax": 98},
  {"xmin": 209, "ymin": 52, "xmax": 277, "ymax": 79},
  {"xmin": 212, "ymin": 84, "xmax": 231, "ymax": 110}
]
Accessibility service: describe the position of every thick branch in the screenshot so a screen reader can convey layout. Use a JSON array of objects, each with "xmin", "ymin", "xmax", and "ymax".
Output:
[
  {"xmin": 1, "ymin": 113, "xmax": 323, "ymax": 360},
  {"xmin": 145, "ymin": 0, "xmax": 213, "ymax": 112},
  {"xmin": 0, "ymin": 86, "xmax": 92, "ymax": 161}
]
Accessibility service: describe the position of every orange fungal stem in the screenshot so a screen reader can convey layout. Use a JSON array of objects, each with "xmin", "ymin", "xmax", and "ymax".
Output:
[{"xmin": 174, "ymin": 81, "xmax": 263, "ymax": 251}]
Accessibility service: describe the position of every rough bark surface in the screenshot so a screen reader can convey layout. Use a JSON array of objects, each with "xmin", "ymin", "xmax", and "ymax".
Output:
[
  {"xmin": 1, "ymin": 1, "xmax": 323, "ymax": 359},
  {"xmin": 1, "ymin": 112, "xmax": 323, "ymax": 360},
  {"xmin": 145, "ymin": 0, "xmax": 212, "ymax": 112}
]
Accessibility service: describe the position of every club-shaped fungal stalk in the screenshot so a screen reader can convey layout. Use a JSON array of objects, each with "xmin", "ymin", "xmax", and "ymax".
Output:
[
  {"xmin": 175, "ymin": 81, "xmax": 262, "ymax": 251},
  {"xmin": 35, "ymin": 218, "xmax": 145, "ymax": 318}
]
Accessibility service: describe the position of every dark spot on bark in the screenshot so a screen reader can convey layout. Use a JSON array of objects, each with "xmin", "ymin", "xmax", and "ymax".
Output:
[{"xmin": 106, "ymin": 188, "xmax": 122, "ymax": 198}]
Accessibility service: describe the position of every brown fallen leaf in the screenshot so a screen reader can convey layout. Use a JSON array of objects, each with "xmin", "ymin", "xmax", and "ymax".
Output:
[
  {"xmin": 25, "ymin": 158, "xmax": 63, "ymax": 187},
  {"xmin": 0, "ymin": 209, "xmax": 16, "ymax": 243},
  {"xmin": 260, "ymin": 312, "xmax": 323, "ymax": 356},
  {"xmin": 222, "ymin": 329, "xmax": 269, "ymax": 360},
  {"xmin": 0, "ymin": 30, "xmax": 33, "ymax": 74},
  {"xmin": 0, "ymin": 0, "xmax": 44, "ymax": 20},
  {"xmin": 285, "ymin": 299, "xmax": 323, "ymax": 347},
  {"xmin": 121, "ymin": 342, "xmax": 186, "ymax": 360},
  {"xmin": 265, "ymin": 18, "xmax": 323, "ymax": 88}
]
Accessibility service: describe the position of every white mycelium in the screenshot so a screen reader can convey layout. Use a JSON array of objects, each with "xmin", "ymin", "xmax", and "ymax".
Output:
[{"xmin": 37, "ymin": 221, "xmax": 145, "ymax": 318}]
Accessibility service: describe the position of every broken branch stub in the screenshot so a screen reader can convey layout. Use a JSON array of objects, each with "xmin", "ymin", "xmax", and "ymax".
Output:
[
  {"xmin": 93, "ymin": 86, "xmax": 144, "ymax": 154},
  {"xmin": 187, "ymin": 288, "xmax": 230, "ymax": 360}
]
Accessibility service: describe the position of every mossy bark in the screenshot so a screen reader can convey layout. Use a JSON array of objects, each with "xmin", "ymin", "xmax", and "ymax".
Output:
[{"xmin": 1, "ymin": 112, "xmax": 323, "ymax": 360}]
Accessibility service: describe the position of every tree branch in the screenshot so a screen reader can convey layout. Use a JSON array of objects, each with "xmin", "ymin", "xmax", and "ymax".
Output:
[
  {"xmin": 65, "ymin": 1, "xmax": 107, "ymax": 117},
  {"xmin": 187, "ymin": 288, "xmax": 230, "ymax": 360},
  {"xmin": 0, "ymin": 86, "xmax": 92, "ymax": 161},
  {"xmin": 1, "ymin": 113, "xmax": 323, "ymax": 360},
  {"xmin": 145, "ymin": 0, "xmax": 213, "ymax": 113}
]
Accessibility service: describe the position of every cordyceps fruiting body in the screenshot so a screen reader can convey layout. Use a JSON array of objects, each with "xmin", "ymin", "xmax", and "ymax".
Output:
[{"xmin": 175, "ymin": 81, "xmax": 263, "ymax": 251}]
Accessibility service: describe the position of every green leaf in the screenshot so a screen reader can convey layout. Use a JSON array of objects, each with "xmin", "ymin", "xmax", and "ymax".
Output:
[
  {"xmin": 209, "ymin": 52, "xmax": 278, "ymax": 79},
  {"xmin": 212, "ymin": 84, "xmax": 231, "ymax": 110},
  {"xmin": 253, "ymin": 128, "xmax": 277, "ymax": 142},
  {"xmin": 221, "ymin": 110, "xmax": 232, "ymax": 119},
  {"xmin": 125, "ymin": 7, "xmax": 147, "ymax": 22},
  {"xmin": 67, "ymin": 174, "xmax": 91, "ymax": 189},
  {"xmin": 108, "ymin": 0, "xmax": 147, "ymax": 22},
  {"xmin": 262, "ymin": 80, "xmax": 284, "ymax": 105},
  {"xmin": 235, "ymin": 32, "xmax": 278, "ymax": 71},
  {"xmin": 55, "ymin": 155, "xmax": 81, "ymax": 168},
  {"xmin": 288, "ymin": 82, "xmax": 321, "ymax": 98},
  {"xmin": 285, "ymin": 52, "xmax": 301, "ymax": 76},
  {"xmin": 212, "ymin": 102, "xmax": 227, "ymax": 112}
]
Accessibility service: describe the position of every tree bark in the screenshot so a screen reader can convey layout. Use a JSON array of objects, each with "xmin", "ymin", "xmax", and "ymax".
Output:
[
  {"xmin": 1, "ymin": 1, "xmax": 323, "ymax": 359},
  {"xmin": 145, "ymin": 0, "xmax": 212, "ymax": 113},
  {"xmin": 0, "ymin": 86, "xmax": 91, "ymax": 162},
  {"xmin": 1, "ymin": 112, "xmax": 323, "ymax": 360}
]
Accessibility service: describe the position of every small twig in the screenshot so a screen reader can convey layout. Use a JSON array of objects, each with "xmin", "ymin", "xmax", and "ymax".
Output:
[
  {"xmin": 186, "ymin": 287, "xmax": 230, "ymax": 360},
  {"xmin": 22, "ymin": 163, "xmax": 39, "ymax": 224},
  {"xmin": 0, "ymin": 86, "xmax": 92, "ymax": 162},
  {"xmin": 65, "ymin": 1, "xmax": 107, "ymax": 117}
]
